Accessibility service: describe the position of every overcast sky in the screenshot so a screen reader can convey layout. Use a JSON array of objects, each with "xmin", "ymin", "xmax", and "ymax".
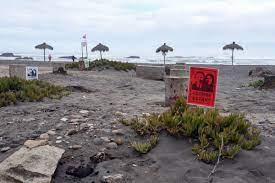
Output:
[{"xmin": 1, "ymin": 0, "xmax": 275, "ymax": 58}]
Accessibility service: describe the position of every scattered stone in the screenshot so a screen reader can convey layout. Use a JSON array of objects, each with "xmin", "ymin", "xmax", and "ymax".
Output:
[
  {"xmin": 47, "ymin": 130, "xmax": 56, "ymax": 136},
  {"xmin": 71, "ymin": 118, "xmax": 88, "ymax": 123},
  {"xmin": 1, "ymin": 147, "xmax": 11, "ymax": 153},
  {"xmin": 56, "ymin": 140, "xmax": 62, "ymax": 144},
  {"xmin": 94, "ymin": 138, "xmax": 104, "ymax": 145},
  {"xmin": 115, "ymin": 111, "xmax": 126, "ymax": 117},
  {"xmin": 101, "ymin": 174, "xmax": 124, "ymax": 183},
  {"xmin": 114, "ymin": 138, "xmax": 124, "ymax": 146},
  {"xmin": 79, "ymin": 110, "xmax": 89, "ymax": 114},
  {"xmin": 60, "ymin": 117, "xmax": 68, "ymax": 122},
  {"xmin": 66, "ymin": 129, "xmax": 78, "ymax": 136},
  {"xmin": 22, "ymin": 118, "xmax": 36, "ymax": 122},
  {"xmin": 69, "ymin": 145, "xmax": 82, "ymax": 150},
  {"xmin": 80, "ymin": 123, "xmax": 89, "ymax": 131},
  {"xmin": 24, "ymin": 139, "xmax": 48, "ymax": 149},
  {"xmin": 0, "ymin": 145, "xmax": 64, "ymax": 183},
  {"xmin": 132, "ymin": 164, "xmax": 137, "ymax": 167},
  {"xmin": 102, "ymin": 128, "xmax": 112, "ymax": 134},
  {"xmin": 101, "ymin": 137, "xmax": 111, "ymax": 143},
  {"xmin": 39, "ymin": 133, "xmax": 50, "ymax": 141},
  {"xmin": 112, "ymin": 129, "xmax": 125, "ymax": 136},
  {"xmin": 56, "ymin": 123, "xmax": 64, "ymax": 130},
  {"xmin": 70, "ymin": 114, "xmax": 83, "ymax": 119},
  {"xmin": 56, "ymin": 136, "xmax": 63, "ymax": 140},
  {"xmin": 106, "ymin": 142, "xmax": 118, "ymax": 149},
  {"xmin": 66, "ymin": 163, "xmax": 94, "ymax": 178}
]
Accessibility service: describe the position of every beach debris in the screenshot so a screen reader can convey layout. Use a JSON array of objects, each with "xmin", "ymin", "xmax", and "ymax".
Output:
[
  {"xmin": 60, "ymin": 117, "xmax": 68, "ymax": 122},
  {"xmin": 22, "ymin": 118, "xmax": 36, "ymax": 122},
  {"xmin": 101, "ymin": 174, "xmax": 124, "ymax": 183},
  {"xmin": 0, "ymin": 145, "xmax": 64, "ymax": 183},
  {"xmin": 94, "ymin": 138, "xmax": 104, "ymax": 145},
  {"xmin": 1, "ymin": 147, "xmax": 11, "ymax": 153},
  {"xmin": 56, "ymin": 140, "xmax": 62, "ymax": 144},
  {"xmin": 56, "ymin": 136, "xmax": 62, "ymax": 140},
  {"xmin": 65, "ymin": 85, "xmax": 94, "ymax": 93},
  {"xmin": 69, "ymin": 145, "xmax": 82, "ymax": 150},
  {"xmin": 106, "ymin": 142, "xmax": 118, "ymax": 149},
  {"xmin": 79, "ymin": 110, "xmax": 89, "ymax": 114},
  {"xmin": 24, "ymin": 139, "xmax": 48, "ymax": 149}
]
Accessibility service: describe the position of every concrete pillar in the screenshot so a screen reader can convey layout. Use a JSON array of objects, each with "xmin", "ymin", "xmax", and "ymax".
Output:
[
  {"xmin": 79, "ymin": 61, "xmax": 85, "ymax": 71},
  {"xmin": 165, "ymin": 76, "xmax": 189, "ymax": 106},
  {"xmin": 170, "ymin": 69, "xmax": 188, "ymax": 77},
  {"xmin": 136, "ymin": 65, "xmax": 165, "ymax": 80},
  {"xmin": 9, "ymin": 64, "xmax": 27, "ymax": 79}
]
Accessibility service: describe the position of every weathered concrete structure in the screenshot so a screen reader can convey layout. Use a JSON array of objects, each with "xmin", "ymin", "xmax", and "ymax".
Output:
[
  {"xmin": 263, "ymin": 75, "xmax": 275, "ymax": 89},
  {"xmin": 0, "ymin": 145, "xmax": 64, "ymax": 183},
  {"xmin": 52, "ymin": 62, "xmax": 67, "ymax": 74},
  {"xmin": 9, "ymin": 64, "xmax": 27, "ymax": 79},
  {"xmin": 170, "ymin": 69, "xmax": 188, "ymax": 77},
  {"xmin": 165, "ymin": 76, "xmax": 189, "ymax": 106},
  {"xmin": 136, "ymin": 65, "xmax": 165, "ymax": 80}
]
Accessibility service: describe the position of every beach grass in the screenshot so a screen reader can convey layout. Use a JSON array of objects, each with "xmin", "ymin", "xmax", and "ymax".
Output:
[
  {"xmin": 132, "ymin": 135, "xmax": 159, "ymax": 154},
  {"xmin": 0, "ymin": 77, "xmax": 69, "ymax": 107},
  {"xmin": 121, "ymin": 97, "xmax": 261, "ymax": 162},
  {"xmin": 65, "ymin": 59, "xmax": 136, "ymax": 71}
]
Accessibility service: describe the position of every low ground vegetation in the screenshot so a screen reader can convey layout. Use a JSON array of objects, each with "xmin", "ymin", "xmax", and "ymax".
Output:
[
  {"xmin": 121, "ymin": 98, "xmax": 261, "ymax": 163},
  {"xmin": 65, "ymin": 59, "xmax": 136, "ymax": 71},
  {"xmin": 0, "ymin": 77, "xmax": 69, "ymax": 107}
]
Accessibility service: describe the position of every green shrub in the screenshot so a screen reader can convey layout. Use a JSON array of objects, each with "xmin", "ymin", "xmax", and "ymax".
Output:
[
  {"xmin": 0, "ymin": 77, "xmax": 69, "ymax": 108},
  {"xmin": 248, "ymin": 80, "xmax": 264, "ymax": 88},
  {"xmin": 121, "ymin": 97, "xmax": 261, "ymax": 163},
  {"xmin": 89, "ymin": 59, "xmax": 136, "ymax": 71},
  {"xmin": 65, "ymin": 62, "xmax": 80, "ymax": 69},
  {"xmin": 132, "ymin": 135, "xmax": 159, "ymax": 154}
]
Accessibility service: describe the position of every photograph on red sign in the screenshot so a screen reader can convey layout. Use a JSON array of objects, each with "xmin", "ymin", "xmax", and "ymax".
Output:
[{"xmin": 187, "ymin": 67, "xmax": 219, "ymax": 108}]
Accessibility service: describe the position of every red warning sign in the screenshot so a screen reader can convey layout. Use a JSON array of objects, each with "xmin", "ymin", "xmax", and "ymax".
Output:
[{"xmin": 187, "ymin": 67, "xmax": 219, "ymax": 108}]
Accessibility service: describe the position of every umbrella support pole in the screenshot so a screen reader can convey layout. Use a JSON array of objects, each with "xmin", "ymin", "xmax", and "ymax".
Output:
[{"xmin": 231, "ymin": 49, "xmax": 234, "ymax": 65}]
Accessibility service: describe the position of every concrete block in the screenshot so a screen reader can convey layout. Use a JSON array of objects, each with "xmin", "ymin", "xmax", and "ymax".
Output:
[
  {"xmin": 136, "ymin": 65, "xmax": 165, "ymax": 80},
  {"xmin": 165, "ymin": 76, "xmax": 189, "ymax": 106},
  {"xmin": 9, "ymin": 64, "xmax": 27, "ymax": 79}
]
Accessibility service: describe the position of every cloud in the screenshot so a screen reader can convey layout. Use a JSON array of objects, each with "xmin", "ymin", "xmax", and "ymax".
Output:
[{"xmin": 0, "ymin": 0, "xmax": 275, "ymax": 57}]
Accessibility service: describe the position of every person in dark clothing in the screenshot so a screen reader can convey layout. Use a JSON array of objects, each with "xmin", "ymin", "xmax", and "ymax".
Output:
[
  {"xmin": 202, "ymin": 74, "xmax": 215, "ymax": 92},
  {"xmin": 192, "ymin": 71, "xmax": 205, "ymax": 91}
]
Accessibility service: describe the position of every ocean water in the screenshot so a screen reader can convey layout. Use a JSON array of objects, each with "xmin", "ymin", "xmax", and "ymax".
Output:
[{"xmin": 1, "ymin": 53, "xmax": 275, "ymax": 65}]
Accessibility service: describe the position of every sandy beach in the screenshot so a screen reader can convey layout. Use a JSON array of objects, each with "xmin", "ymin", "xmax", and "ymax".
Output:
[{"xmin": 0, "ymin": 61, "xmax": 275, "ymax": 182}]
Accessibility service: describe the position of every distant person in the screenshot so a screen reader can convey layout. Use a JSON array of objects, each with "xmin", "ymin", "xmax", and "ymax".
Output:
[
  {"xmin": 72, "ymin": 56, "xmax": 75, "ymax": 62},
  {"xmin": 202, "ymin": 74, "xmax": 215, "ymax": 92},
  {"xmin": 192, "ymin": 71, "xmax": 205, "ymax": 91},
  {"xmin": 48, "ymin": 54, "xmax": 52, "ymax": 62}
]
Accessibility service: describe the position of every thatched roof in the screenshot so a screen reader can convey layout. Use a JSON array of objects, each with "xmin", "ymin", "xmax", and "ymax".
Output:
[
  {"xmin": 223, "ymin": 42, "xmax": 243, "ymax": 50},
  {"xmin": 156, "ymin": 43, "xmax": 173, "ymax": 53},
  {"xmin": 91, "ymin": 43, "xmax": 109, "ymax": 52},
  {"xmin": 35, "ymin": 42, "xmax": 53, "ymax": 50}
]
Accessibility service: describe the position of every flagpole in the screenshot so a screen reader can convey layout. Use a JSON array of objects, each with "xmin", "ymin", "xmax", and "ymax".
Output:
[{"xmin": 81, "ymin": 43, "xmax": 84, "ymax": 61}]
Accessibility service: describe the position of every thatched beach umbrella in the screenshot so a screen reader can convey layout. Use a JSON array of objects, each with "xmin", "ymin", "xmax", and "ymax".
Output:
[
  {"xmin": 223, "ymin": 42, "xmax": 244, "ymax": 65},
  {"xmin": 91, "ymin": 43, "xmax": 109, "ymax": 60},
  {"xmin": 156, "ymin": 43, "xmax": 173, "ymax": 65},
  {"xmin": 35, "ymin": 42, "xmax": 53, "ymax": 62}
]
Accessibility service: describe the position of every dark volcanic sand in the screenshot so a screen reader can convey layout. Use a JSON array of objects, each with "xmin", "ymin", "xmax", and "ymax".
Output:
[{"xmin": 0, "ymin": 64, "xmax": 275, "ymax": 183}]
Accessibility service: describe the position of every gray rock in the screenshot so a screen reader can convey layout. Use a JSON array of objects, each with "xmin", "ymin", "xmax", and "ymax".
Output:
[
  {"xmin": 39, "ymin": 133, "xmax": 50, "ymax": 141},
  {"xmin": 56, "ymin": 123, "xmax": 64, "ymax": 130},
  {"xmin": 101, "ymin": 174, "xmax": 124, "ymax": 183},
  {"xmin": 56, "ymin": 140, "xmax": 62, "ymax": 144},
  {"xmin": 106, "ymin": 142, "xmax": 118, "ymax": 149},
  {"xmin": 94, "ymin": 138, "xmax": 104, "ymax": 145},
  {"xmin": 47, "ymin": 130, "xmax": 56, "ymax": 136},
  {"xmin": 24, "ymin": 139, "xmax": 48, "ymax": 149},
  {"xmin": 22, "ymin": 118, "xmax": 36, "ymax": 122},
  {"xmin": 0, "ymin": 145, "xmax": 64, "ymax": 183},
  {"xmin": 1, "ymin": 147, "xmax": 11, "ymax": 153},
  {"xmin": 112, "ymin": 129, "xmax": 125, "ymax": 136},
  {"xmin": 66, "ymin": 129, "xmax": 78, "ymax": 136},
  {"xmin": 79, "ymin": 123, "xmax": 89, "ymax": 131},
  {"xmin": 101, "ymin": 137, "xmax": 111, "ymax": 143}
]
